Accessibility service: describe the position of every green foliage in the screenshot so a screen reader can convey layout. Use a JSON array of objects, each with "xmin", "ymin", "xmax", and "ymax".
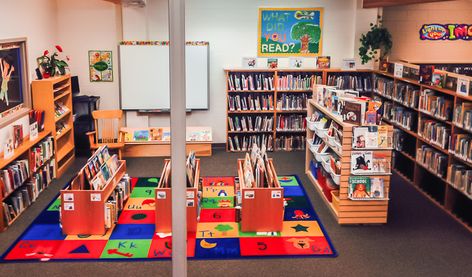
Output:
[
  {"xmin": 359, "ymin": 22, "xmax": 392, "ymax": 64},
  {"xmin": 291, "ymin": 22, "xmax": 321, "ymax": 43},
  {"xmin": 37, "ymin": 50, "xmax": 69, "ymax": 77},
  {"xmin": 215, "ymin": 224, "xmax": 233, "ymax": 233}
]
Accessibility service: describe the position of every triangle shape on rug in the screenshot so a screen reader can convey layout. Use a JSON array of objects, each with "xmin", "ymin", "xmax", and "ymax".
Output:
[{"xmin": 69, "ymin": 244, "xmax": 90, "ymax": 254}]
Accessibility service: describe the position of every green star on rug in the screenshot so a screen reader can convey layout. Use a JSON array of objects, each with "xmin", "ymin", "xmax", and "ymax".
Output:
[{"xmin": 291, "ymin": 224, "xmax": 309, "ymax": 232}]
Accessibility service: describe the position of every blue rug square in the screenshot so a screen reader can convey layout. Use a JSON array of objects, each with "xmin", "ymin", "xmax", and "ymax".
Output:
[
  {"xmin": 284, "ymin": 207, "xmax": 317, "ymax": 221},
  {"xmin": 109, "ymin": 224, "xmax": 155, "ymax": 240},
  {"xmin": 195, "ymin": 238, "xmax": 240, "ymax": 258},
  {"xmin": 283, "ymin": 186, "xmax": 305, "ymax": 197},
  {"xmin": 21, "ymin": 224, "xmax": 66, "ymax": 241},
  {"xmin": 33, "ymin": 211, "xmax": 60, "ymax": 224}
]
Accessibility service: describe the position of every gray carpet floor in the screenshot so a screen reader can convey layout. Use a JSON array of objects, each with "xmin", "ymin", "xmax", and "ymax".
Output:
[{"xmin": 0, "ymin": 149, "xmax": 471, "ymax": 277}]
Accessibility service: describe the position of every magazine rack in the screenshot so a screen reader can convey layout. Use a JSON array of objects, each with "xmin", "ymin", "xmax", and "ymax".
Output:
[
  {"xmin": 155, "ymin": 159, "xmax": 201, "ymax": 233},
  {"xmin": 60, "ymin": 160, "xmax": 127, "ymax": 235},
  {"xmin": 237, "ymin": 158, "xmax": 284, "ymax": 232}
]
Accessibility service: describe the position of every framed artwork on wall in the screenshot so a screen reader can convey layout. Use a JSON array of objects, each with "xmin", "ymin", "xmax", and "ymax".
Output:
[
  {"xmin": 89, "ymin": 50, "xmax": 113, "ymax": 82},
  {"xmin": 258, "ymin": 8, "xmax": 323, "ymax": 57}
]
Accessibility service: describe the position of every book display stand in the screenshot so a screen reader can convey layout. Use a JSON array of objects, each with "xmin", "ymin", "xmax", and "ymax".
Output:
[
  {"xmin": 237, "ymin": 158, "xmax": 284, "ymax": 232},
  {"xmin": 155, "ymin": 158, "xmax": 201, "ymax": 233},
  {"xmin": 305, "ymin": 98, "xmax": 394, "ymax": 224}
]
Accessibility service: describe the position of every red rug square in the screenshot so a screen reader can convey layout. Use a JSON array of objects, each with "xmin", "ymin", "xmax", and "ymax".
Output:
[
  {"xmin": 118, "ymin": 210, "xmax": 156, "ymax": 224},
  {"xmin": 148, "ymin": 236, "xmax": 196, "ymax": 258},
  {"xmin": 202, "ymin": 177, "xmax": 235, "ymax": 187},
  {"xmin": 4, "ymin": 240, "xmax": 63, "ymax": 261},
  {"xmin": 53, "ymin": 240, "xmax": 108, "ymax": 259},
  {"xmin": 199, "ymin": 208, "xmax": 236, "ymax": 223}
]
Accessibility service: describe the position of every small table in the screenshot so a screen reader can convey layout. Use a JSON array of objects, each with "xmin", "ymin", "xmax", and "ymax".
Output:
[{"xmin": 120, "ymin": 126, "xmax": 212, "ymax": 157}]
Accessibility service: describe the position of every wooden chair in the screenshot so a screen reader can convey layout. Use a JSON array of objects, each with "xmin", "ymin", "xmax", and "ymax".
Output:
[{"xmin": 86, "ymin": 110, "xmax": 125, "ymax": 159}]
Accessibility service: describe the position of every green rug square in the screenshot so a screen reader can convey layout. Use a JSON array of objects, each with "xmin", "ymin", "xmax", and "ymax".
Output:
[
  {"xmin": 238, "ymin": 224, "xmax": 281, "ymax": 237},
  {"xmin": 100, "ymin": 239, "xmax": 152, "ymax": 259},
  {"xmin": 201, "ymin": 197, "xmax": 234, "ymax": 208},
  {"xmin": 131, "ymin": 187, "xmax": 155, "ymax": 199},
  {"xmin": 47, "ymin": 197, "xmax": 61, "ymax": 211},
  {"xmin": 278, "ymin": 176, "xmax": 300, "ymax": 187}
]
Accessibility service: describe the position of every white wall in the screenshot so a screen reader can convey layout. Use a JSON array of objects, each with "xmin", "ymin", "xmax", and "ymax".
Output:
[
  {"xmin": 0, "ymin": 0, "xmax": 57, "ymax": 82},
  {"xmin": 56, "ymin": 0, "xmax": 122, "ymax": 110},
  {"xmin": 122, "ymin": 0, "xmax": 377, "ymax": 143}
]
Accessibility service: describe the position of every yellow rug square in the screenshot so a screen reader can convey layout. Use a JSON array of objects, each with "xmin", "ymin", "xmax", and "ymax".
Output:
[
  {"xmin": 123, "ymin": 198, "xmax": 156, "ymax": 211},
  {"xmin": 280, "ymin": 221, "xmax": 324, "ymax": 237},
  {"xmin": 196, "ymin": 222, "xmax": 239, "ymax": 238},
  {"xmin": 202, "ymin": 186, "xmax": 235, "ymax": 198},
  {"xmin": 65, "ymin": 225, "xmax": 116, "ymax": 241}
]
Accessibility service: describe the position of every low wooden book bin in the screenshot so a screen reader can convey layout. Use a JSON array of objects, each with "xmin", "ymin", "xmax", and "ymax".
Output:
[
  {"xmin": 237, "ymin": 158, "xmax": 284, "ymax": 232},
  {"xmin": 155, "ymin": 159, "xmax": 200, "ymax": 233}
]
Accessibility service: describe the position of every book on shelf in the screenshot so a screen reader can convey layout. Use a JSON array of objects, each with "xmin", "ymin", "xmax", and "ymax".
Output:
[
  {"xmin": 417, "ymin": 145, "xmax": 448, "ymax": 177},
  {"xmin": 29, "ymin": 136, "xmax": 54, "ymax": 173},
  {"xmin": 241, "ymin": 144, "xmax": 276, "ymax": 188},
  {"xmin": 227, "ymin": 72, "xmax": 274, "ymax": 91},
  {"xmin": 418, "ymin": 117, "xmax": 450, "ymax": 149},
  {"xmin": 104, "ymin": 175, "xmax": 131, "ymax": 229},
  {"xmin": 419, "ymin": 65, "xmax": 434, "ymax": 84},
  {"xmin": 242, "ymin": 57, "xmax": 256, "ymax": 68},
  {"xmin": 395, "ymin": 82, "xmax": 420, "ymax": 109},
  {"xmin": 457, "ymin": 77, "xmax": 470, "ymax": 96},
  {"xmin": 447, "ymin": 164, "xmax": 472, "ymax": 198},
  {"xmin": 54, "ymin": 102, "xmax": 70, "ymax": 119},
  {"xmin": 1, "ymin": 160, "xmax": 30, "ymax": 197},
  {"xmin": 275, "ymin": 135, "xmax": 305, "ymax": 151},
  {"xmin": 418, "ymin": 90, "xmax": 453, "ymax": 121},
  {"xmin": 289, "ymin": 58, "xmax": 303, "ymax": 68},
  {"xmin": 392, "ymin": 129, "xmax": 405, "ymax": 152},
  {"xmin": 340, "ymin": 98, "xmax": 367, "ymax": 125},
  {"xmin": 348, "ymin": 176, "xmax": 386, "ymax": 200},
  {"xmin": 374, "ymin": 76, "xmax": 394, "ymax": 98},
  {"xmin": 13, "ymin": 125, "xmax": 23, "ymax": 149},
  {"xmin": 453, "ymin": 102, "xmax": 472, "ymax": 130},
  {"xmin": 29, "ymin": 110, "xmax": 45, "ymax": 132},
  {"xmin": 228, "ymin": 134, "xmax": 273, "ymax": 152},
  {"xmin": 449, "ymin": 134, "xmax": 472, "ymax": 161},
  {"xmin": 382, "ymin": 102, "xmax": 416, "ymax": 131},
  {"xmin": 276, "ymin": 114, "xmax": 306, "ymax": 131},
  {"xmin": 228, "ymin": 115, "xmax": 273, "ymax": 132},
  {"xmin": 353, "ymin": 126, "xmax": 380, "ymax": 148},
  {"xmin": 267, "ymin": 58, "xmax": 278, "ymax": 69},
  {"xmin": 276, "ymin": 93, "xmax": 309, "ymax": 110},
  {"xmin": 327, "ymin": 75, "xmax": 372, "ymax": 92},
  {"xmin": 277, "ymin": 74, "xmax": 315, "ymax": 91},
  {"xmin": 431, "ymin": 70, "xmax": 447, "ymax": 88},
  {"xmin": 228, "ymin": 94, "xmax": 274, "ymax": 111},
  {"xmin": 316, "ymin": 56, "xmax": 331, "ymax": 69},
  {"xmin": 78, "ymin": 146, "xmax": 120, "ymax": 190},
  {"xmin": 351, "ymin": 151, "xmax": 391, "ymax": 175}
]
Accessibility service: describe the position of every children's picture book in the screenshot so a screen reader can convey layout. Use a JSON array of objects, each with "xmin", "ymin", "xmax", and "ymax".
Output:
[
  {"xmin": 432, "ymin": 71, "xmax": 446, "ymax": 88},
  {"xmin": 316, "ymin": 56, "xmax": 331, "ymax": 69},
  {"xmin": 348, "ymin": 176, "xmax": 371, "ymax": 199},
  {"xmin": 419, "ymin": 65, "xmax": 434, "ymax": 84},
  {"xmin": 267, "ymin": 58, "xmax": 278, "ymax": 69},
  {"xmin": 457, "ymin": 77, "xmax": 470, "ymax": 96},
  {"xmin": 3, "ymin": 137, "xmax": 14, "ymax": 159},
  {"xmin": 378, "ymin": 126, "xmax": 389, "ymax": 148},
  {"xmin": 394, "ymin": 63, "xmax": 404, "ymax": 78},
  {"xmin": 372, "ymin": 151, "xmax": 391, "ymax": 173},
  {"xmin": 133, "ymin": 130, "xmax": 150, "ymax": 141},
  {"xmin": 342, "ymin": 58, "xmax": 356, "ymax": 70},
  {"xmin": 353, "ymin": 126, "xmax": 379, "ymax": 149},
  {"xmin": 341, "ymin": 99, "xmax": 364, "ymax": 125},
  {"xmin": 351, "ymin": 151, "xmax": 373, "ymax": 174},
  {"xmin": 13, "ymin": 125, "xmax": 23, "ymax": 149},
  {"xmin": 289, "ymin": 58, "xmax": 303, "ymax": 68},
  {"xmin": 370, "ymin": 177, "xmax": 385, "ymax": 199},
  {"xmin": 242, "ymin": 57, "xmax": 256, "ymax": 68}
]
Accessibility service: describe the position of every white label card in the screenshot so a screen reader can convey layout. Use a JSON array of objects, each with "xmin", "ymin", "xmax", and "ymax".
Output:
[
  {"xmin": 186, "ymin": 191, "xmax": 195, "ymax": 199},
  {"xmin": 244, "ymin": 191, "xmax": 255, "ymax": 199},
  {"xmin": 157, "ymin": 191, "xmax": 166, "ymax": 199},
  {"xmin": 186, "ymin": 199, "xmax": 195, "ymax": 207},
  {"xmin": 271, "ymin": 190, "xmax": 282, "ymax": 199},
  {"xmin": 64, "ymin": 203, "xmax": 75, "ymax": 211},
  {"xmin": 64, "ymin": 193, "xmax": 74, "ymax": 202},
  {"xmin": 90, "ymin": 193, "xmax": 101, "ymax": 202}
]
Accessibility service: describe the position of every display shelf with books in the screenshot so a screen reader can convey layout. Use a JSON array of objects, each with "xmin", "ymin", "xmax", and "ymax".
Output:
[
  {"xmin": 305, "ymin": 98, "xmax": 394, "ymax": 225},
  {"xmin": 237, "ymin": 145, "xmax": 284, "ymax": 231},
  {"xmin": 60, "ymin": 146, "xmax": 128, "ymax": 235},
  {"xmin": 155, "ymin": 152, "xmax": 200, "ymax": 233},
  {"xmin": 1, "ymin": 132, "xmax": 55, "ymax": 231},
  {"xmin": 32, "ymin": 75, "xmax": 75, "ymax": 177},
  {"xmin": 325, "ymin": 70, "xmax": 374, "ymax": 95}
]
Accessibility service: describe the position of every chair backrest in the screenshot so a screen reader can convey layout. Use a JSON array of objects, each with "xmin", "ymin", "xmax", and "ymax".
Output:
[{"xmin": 92, "ymin": 110, "xmax": 123, "ymax": 144}]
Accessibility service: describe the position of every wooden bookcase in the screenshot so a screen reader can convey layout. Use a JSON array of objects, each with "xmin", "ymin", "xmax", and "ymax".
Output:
[
  {"xmin": 305, "ymin": 100, "xmax": 394, "ymax": 224},
  {"xmin": 0, "ymin": 130, "xmax": 54, "ymax": 231},
  {"xmin": 32, "ymin": 75, "xmax": 75, "ymax": 177},
  {"xmin": 155, "ymin": 159, "xmax": 200, "ymax": 233},
  {"xmin": 60, "ymin": 160, "xmax": 127, "ymax": 235},
  {"xmin": 225, "ymin": 69, "xmax": 324, "ymax": 152},
  {"xmin": 372, "ymin": 70, "xmax": 472, "ymax": 231},
  {"xmin": 236, "ymin": 158, "xmax": 284, "ymax": 231}
]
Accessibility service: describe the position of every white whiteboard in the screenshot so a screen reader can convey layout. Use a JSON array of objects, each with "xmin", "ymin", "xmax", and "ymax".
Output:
[{"xmin": 119, "ymin": 44, "xmax": 209, "ymax": 110}]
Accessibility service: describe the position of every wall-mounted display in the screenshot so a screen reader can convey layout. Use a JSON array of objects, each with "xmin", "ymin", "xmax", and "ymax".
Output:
[
  {"xmin": 258, "ymin": 8, "xmax": 323, "ymax": 57},
  {"xmin": 89, "ymin": 50, "xmax": 113, "ymax": 82},
  {"xmin": 420, "ymin": 24, "xmax": 472, "ymax": 41}
]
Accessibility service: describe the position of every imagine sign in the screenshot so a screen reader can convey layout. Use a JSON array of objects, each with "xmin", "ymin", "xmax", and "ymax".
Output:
[{"xmin": 420, "ymin": 24, "xmax": 472, "ymax": 41}]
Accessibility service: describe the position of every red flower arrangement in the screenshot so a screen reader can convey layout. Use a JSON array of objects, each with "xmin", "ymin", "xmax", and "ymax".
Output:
[{"xmin": 37, "ymin": 45, "xmax": 68, "ymax": 78}]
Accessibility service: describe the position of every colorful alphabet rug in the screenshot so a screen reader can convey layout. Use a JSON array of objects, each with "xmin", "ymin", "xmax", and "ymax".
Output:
[{"xmin": 1, "ymin": 176, "xmax": 337, "ymax": 262}]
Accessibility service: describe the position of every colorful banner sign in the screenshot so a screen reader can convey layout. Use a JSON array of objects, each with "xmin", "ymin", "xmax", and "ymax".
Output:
[
  {"xmin": 420, "ymin": 24, "xmax": 472, "ymax": 41},
  {"xmin": 258, "ymin": 8, "xmax": 323, "ymax": 57}
]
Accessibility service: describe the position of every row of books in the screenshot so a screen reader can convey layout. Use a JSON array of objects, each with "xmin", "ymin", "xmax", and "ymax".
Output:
[
  {"xmin": 417, "ymin": 145, "xmax": 448, "ymax": 178},
  {"xmin": 228, "ymin": 134, "xmax": 273, "ymax": 152},
  {"xmin": 30, "ymin": 136, "xmax": 54, "ymax": 173},
  {"xmin": 228, "ymin": 116, "xmax": 273, "ymax": 132},
  {"xmin": 449, "ymin": 134, "xmax": 472, "ymax": 161},
  {"xmin": 274, "ymin": 135, "xmax": 305, "ymax": 151},
  {"xmin": 418, "ymin": 118, "xmax": 450, "ymax": 149},
  {"xmin": 393, "ymin": 129, "xmax": 405, "ymax": 152},
  {"xmin": 3, "ymin": 159, "xmax": 55, "ymax": 225},
  {"xmin": 227, "ymin": 73, "xmax": 274, "ymax": 91},
  {"xmin": 242, "ymin": 144, "xmax": 276, "ymax": 188},
  {"xmin": 54, "ymin": 102, "xmax": 70, "ymax": 119},
  {"xmin": 157, "ymin": 152, "xmax": 197, "ymax": 189},
  {"xmin": 75, "ymin": 146, "xmax": 120, "ymax": 191},
  {"xmin": 1, "ymin": 160, "xmax": 29, "ymax": 198},
  {"xmin": 374, "ymin": 77, "xmax": 420, "ymax": 109},
  {"xmin": 348, "ymin": 176, "xmax": 386, "ymax": 200},
  {"xmin": 327, "ymin": 75, "xmax": 373, "ymax": 92},
  {"xmin": 418, "ymin": 90, "xmax": 453, "ymax": 121},
  {"xmin": 276, "ymin": 115, "xmax": 306, "ymax": 131},
  {"xmin": 351, "ymin": 151, "xmax": 391, "ymax": 175},
  {"xmin": 276, "ymin": 93, "xmax": 309, "ymax": 111},
  {"xmin": 228, "ymin": 94, "xmax": 274, "ymax": 111},
  {"xmin": 105, "ymin": 175, "xmax": 131, "ymax": 229},
  {"xmin": 29, "ymin": 109, "xmax": 45, "ymax": 132},
  {"xmin": 382, "ymin": 102, "xmax": 416, "ymax": 131},
  {"xmin": 446, "ymin": 164, "xmax": 472, "ymax": 198},
  {"xmin": 453, "ymin": 101, "xmax": 472, "ymax": 131},
  {"xmin": 352, "ymin": 126, "xmax": 391, "ymax": 149},
  {"xmin": 277, "ymin": 74, "xmax": 315, "ymax": 91}
]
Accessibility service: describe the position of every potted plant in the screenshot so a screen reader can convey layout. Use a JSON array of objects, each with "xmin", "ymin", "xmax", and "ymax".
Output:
[
  {"xmin": 37, "ymin": 45, "xmax": 69, "ymax": 78},
  {"xmin": 359, "ymin": 20, "xmax": 392, "ymax": 66}
]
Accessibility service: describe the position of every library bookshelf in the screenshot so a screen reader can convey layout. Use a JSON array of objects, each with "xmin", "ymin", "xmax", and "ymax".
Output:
[
  {"xmin": 237, "ymin": 158, "xmax": 284, "ymax": 231},
  {"xmin": 32, "ymin": 75, "xmax": 75, "ymax": 177},
  {"xmin": 155, "ymin": 159, "xmax": 200, "ymax": 233},
  {"xmin": 0, "ymin": 130, "xmax": 54, "ymax": 231},
  {"xmin": 225, "ymin": 68, "xmax": 325, "ymax": 152},
  {"xmin": 305, "ymin": 100, "xmax": 394, "ymax": 224},
  {"xmin": 60, "ymin": 160, "xmax": 127, "ymax": 235},
  {"xmin": 372, "ymin": 69, "xmax": 472, "ymax": 231}
]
